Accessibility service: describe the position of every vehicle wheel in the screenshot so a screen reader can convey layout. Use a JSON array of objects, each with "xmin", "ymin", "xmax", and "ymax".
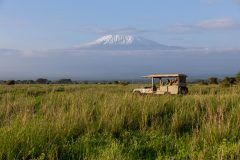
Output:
[
  {"xmin": 133, "ymin": 91, "xmax": 142, "ymax": 95},
  {"xmin": 179, "ymin": 87, "xmax": 188, "ymax": 95},
  {"xmin": 164, "ymin": 92, "xmax": 170, "ymax": 95}
]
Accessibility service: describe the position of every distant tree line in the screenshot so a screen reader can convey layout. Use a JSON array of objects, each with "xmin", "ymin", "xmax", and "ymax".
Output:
[
  {"xmin": 2, "ymin": 72, "xmax": 240, "ymax": 87},
  {"xmin": 192, "ymin": 72, "xmax": 240, "ymax": 87},
  {"xmin": 0, "ymin": 78, "xmax": 131, "ymax": 86}
]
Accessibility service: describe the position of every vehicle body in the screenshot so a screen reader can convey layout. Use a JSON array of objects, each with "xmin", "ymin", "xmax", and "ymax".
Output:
[{"xmin": 133, "ymin": 74, "xmax": 188, "ymax": 95}]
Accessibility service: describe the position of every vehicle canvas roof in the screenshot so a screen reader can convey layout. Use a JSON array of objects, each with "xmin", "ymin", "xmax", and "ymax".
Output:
[{"xmin": 143, "ymin": 74, "xmax": 187, "ymax": 78}]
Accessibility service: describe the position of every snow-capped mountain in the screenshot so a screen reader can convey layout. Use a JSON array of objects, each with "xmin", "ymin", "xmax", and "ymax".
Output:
[{"xmin": 76, "ymin": 34, "xmax": 183, "ymax": 50}]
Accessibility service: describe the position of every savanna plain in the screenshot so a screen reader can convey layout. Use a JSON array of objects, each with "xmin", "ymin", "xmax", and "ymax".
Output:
[{"xmin": 0, "ymin": 84, "xmax": 240, "ymax": 159}]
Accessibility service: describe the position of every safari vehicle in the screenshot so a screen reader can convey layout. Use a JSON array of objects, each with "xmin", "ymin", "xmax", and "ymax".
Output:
[{"xmin": 133, "ymin": 74, "xmax": 188, "ymax": 95}]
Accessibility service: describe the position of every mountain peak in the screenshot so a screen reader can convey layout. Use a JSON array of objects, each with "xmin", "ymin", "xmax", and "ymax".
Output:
[
  {"xmin": 76, "ymin": 34, "xmax": 183, "ymax": 50},
  {"xmin": 95, "ymin": 34, "xmax": 136, "ymax": 45}
]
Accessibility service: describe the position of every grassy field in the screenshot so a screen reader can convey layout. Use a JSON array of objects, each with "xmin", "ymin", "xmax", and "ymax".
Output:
[{"xmin": 0, "ymin": 84, "xmax": 240, "ymax": 159}]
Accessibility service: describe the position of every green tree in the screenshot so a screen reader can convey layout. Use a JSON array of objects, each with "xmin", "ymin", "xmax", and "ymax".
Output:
[
  {"xmin": 5, "ymin": 80, "xmax": 15, "ymax": 85},
  {"xmin": 57, "ymin": 79, "xmax": 73, "ymax": 84},
  {"xmin": 114, "ymin": 81, "xmax": 119, "ymax": 84},
  {"xmin": 36, "ymin": 78, "xmax": 49, "ymax": 84},
  {"xmin": 236, "ymin": 72, "xmax": 240, "ymax": 83},
  {"xmin": 208, "ymin": 77, "xmax": 218, "ymax": 84},
  {"xmin": 223, "ymin": 77, "xmax": 236, "ymax": 85}
]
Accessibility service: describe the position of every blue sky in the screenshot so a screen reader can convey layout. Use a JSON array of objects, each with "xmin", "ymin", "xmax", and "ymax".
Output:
[{"xmin": 0, "ymin": 0, "xmax": 240, "ymax": 50}]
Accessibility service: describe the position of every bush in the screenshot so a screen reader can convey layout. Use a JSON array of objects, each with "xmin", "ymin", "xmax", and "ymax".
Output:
[
  {"xmin": 199, "ymin": 80, "xmax": 208, "ymax": 85},
  {"xmin": 236, "ymin": 72, "xmax": 240, "ymax": 83},
  {"xmin": 208, "ymin": 77, "xmax": 218, "ymax": 84},
  {"xmin": 21, "ymin": 80, "xmax": 36, "ymax": 84},
  {"xmin": 83, "ymin": 81, "xmax": 89, "ymax": 84},
  {"xmin": 229, "ymin": 77, "xmax": 236, "ymax": 84},
  {"xmin": 5, "ymin": 80, "xmax": 15, "ymax": 85},
  {"xmin": 36, "ymin": 78, "xmax": 49, "ymax": 84},
  {"xmin": 56, "ymin": 79, "xmax": 73, "ymax": 84},
  {"xmin": 222, "ymin": 77, "xmax": 236, "ymax": 85},
  {"xmin": 119, "ymin": 81, "xmax": 130, "ymax": 86},
  {"xmin": 55, "ymin": 87, "xmax": 65, "ymax": 92},
  {"xmin": 114, "ymin": 81, "xmax": 119, "ymax": 84},
  {"xmin": 220, "ymin": 82, "xmax": 231, "ymax": 88}
]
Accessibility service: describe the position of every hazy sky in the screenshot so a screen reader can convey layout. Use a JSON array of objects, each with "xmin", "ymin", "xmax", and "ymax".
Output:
[
  {"xmin": 0, "ymin": 0, "xmax": 239, "ymax": 50},
  {"xmin": 0, "ymin": 0, "xmax": 240, "ymax": 80}
]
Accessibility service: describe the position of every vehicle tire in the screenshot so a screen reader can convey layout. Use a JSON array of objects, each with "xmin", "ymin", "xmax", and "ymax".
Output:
[
  {"xmin": 179, "ymin": 87, "xmax": 188, "ymax": 95},
  {"xmin": 133, "ymin": 91, "xmax": 142, "ymax": 95}
]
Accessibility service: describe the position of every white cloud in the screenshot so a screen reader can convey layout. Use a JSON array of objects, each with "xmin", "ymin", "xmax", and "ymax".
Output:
[
  {"xmin": 1, "ymin": 46, "xmax": 240, "ymax": 80},
  {"xmin": 171, "ymin": 24, "xmax": 198, "ymax": 34},
  {"xmin": 1, "ymin": 44, "xmax": 240, "ymax": 80},
  {"xmin": 172, "ymin": 18, "xmax": 240, "ymax": 33},
  {"xmin": 0, "ymin": 48, "xmax": 22, "ymax": 56},
  {"xmin": 196, "ymin": 18, "xmax": 239, "ymax": 29},
  {"xmin": 78, "ymin": 27, "xmax": 150, "ymax": 35}
]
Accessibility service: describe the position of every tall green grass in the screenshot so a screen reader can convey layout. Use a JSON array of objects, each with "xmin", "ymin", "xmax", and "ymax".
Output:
[{"xmin": 0, "ymin": 84, "xmax": 240, "ymax": 159}]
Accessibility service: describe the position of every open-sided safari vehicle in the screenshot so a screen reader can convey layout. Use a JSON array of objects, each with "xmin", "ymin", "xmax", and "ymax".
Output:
[{"xmin": 133, "ymin": 74, "xmax": 188, "ymax": 95}]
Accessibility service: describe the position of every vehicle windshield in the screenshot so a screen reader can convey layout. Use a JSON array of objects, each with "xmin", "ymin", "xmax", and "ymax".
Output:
[
  {"xmin": 159, "ymin": 78, "xmax": 178, "ymax": 86},
  {"xmin": 147, "ymin": 76, "xmax": 187, "ymax": 88}
]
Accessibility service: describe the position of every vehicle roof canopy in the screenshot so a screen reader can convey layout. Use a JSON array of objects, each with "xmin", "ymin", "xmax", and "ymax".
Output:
[{"xmin": 143, "ymin": 74, "xmax": 187, "ymax": 78}]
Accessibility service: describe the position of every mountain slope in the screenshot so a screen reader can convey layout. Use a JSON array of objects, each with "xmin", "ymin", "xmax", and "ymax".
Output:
[{"xmin": 76, "ymin": 34, "xmax": 183, "ymax": 50}]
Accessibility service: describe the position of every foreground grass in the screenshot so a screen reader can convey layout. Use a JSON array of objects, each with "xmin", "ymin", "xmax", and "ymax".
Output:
[{"xmin": 0, "ymin": 84, "xmax": 240, "ymax": 159}]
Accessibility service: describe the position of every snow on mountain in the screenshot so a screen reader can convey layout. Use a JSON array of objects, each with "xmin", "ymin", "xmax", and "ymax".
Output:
[
  {"xmin": 76, "ymin": 34, "xmax": 183, "ymax": 50},
  {"xmin": 94, "ymin": 34, "xmax": 135, "ymax": 45}
]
